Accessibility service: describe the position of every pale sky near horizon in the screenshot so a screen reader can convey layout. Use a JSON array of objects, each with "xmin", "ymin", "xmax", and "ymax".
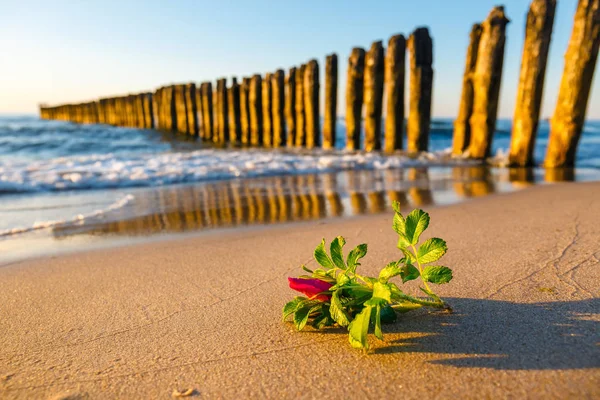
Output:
[{"xmin": 0, "ymin": 0, "xmax": 599, "ymax": 119}]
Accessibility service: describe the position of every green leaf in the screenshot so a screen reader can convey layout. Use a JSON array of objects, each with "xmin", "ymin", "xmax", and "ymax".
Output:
[
  {"xmin": 336, "ymin": 273, "xmax": 351, "ymax": 286},
  {"xmin": 400, "ymin": 263, "xmax": 420, "ymax": 283},
  {"xmin": 400, "ymin": 248, "xmax": 416, "ymax": 263},
  {"xmin": 282, "ymin": 296, "xmax": 306, "ymax": 321},
  {"xmin": 329, "ymin": 289, "xmax": 351, "ymax": 327},
  {"xmin": 346, "ymin": 243, "xmax": 367, "ymax": 273},
  {"xmin": 391, "ymin": 200, "xmax": 402, "ymax": 214},
  {"xmin": 417, "ymin": 238, "xmax": 447, "ymax": 264},
  {"xmin": 374, "ymin": 305, "xmax": 383, "ymax": 340},
  {"xmin": 348, "ymin": 305, "xmax": 373, "ymax": 350},
  {"xmin": 404, "ymin": 209, "xmax": 430, "ymax": 245},
  {"xmin": 301, "ymin": 265, "xmax": 313, "ymax": 274},
  {"xmin": 314, "ymin": 239, "xmax": 335, "ymax": 269},
  {"xmin": 379, "ymin": 261, "xmax": 402, "ymax": 283},
  {"xmin": 422, "ymin": 266, "xmax": 453, "ymax": 284},
  {"xmin": 372, "ymin": 281, "xmax": 392, "ymax": 303},
  {"xmin": 380, "ymin": 304, "xmax": 397, "ymax": 323},
  {"xmin": 330, "ymin": 236, "xmax": 347, "ymax": 269},
  {"xmin": 392, "ymin": 212, "xmax": 406, "ymax": 236},
  {"xmin": 293, "ymin": 303, "xmax": 321, "ymax": 331}
]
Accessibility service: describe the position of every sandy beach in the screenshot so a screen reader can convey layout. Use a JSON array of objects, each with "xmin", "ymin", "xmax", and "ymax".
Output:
[{"xmin": 1, "ymin": 181, "xmax": 598, "ymax": 399}]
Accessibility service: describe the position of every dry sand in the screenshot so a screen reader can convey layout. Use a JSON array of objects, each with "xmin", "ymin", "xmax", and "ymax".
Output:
[{"xmin": 0, "ymin": 182, "xmax": 599, "ymax": 399}]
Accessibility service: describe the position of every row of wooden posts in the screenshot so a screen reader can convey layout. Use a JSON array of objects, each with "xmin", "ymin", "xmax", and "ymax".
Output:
[{"xmin": 39, "ymin": 0, "xmax": 600, "ymax": 168}]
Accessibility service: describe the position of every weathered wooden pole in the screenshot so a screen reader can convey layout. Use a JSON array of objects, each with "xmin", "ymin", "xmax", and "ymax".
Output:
[
  {"xmin": 228, "ymin": 77, "xmax": 242, "ymax": 143},
  {"xmin": 176, "ymin": 85, "xmax": 189, "ymax": 134},
  {"xmin": 509, "ymin": 0, "xmax": 556, "ymax": 166},
  {"xmin": 217, "ymin": 78, "xmax": 229, "ymax": 142},
  {"xmin": 407, "ymin": 27, "xmax": 434, "ymax": 152},
  {"xmin": 384, "ymin": 34, "xmax": 406, "ymax": 153},
  {"xmin": 195, "ymin": 85, "xmax": 203, "ymax": 136},
  {"xmin": 346, "ymin": 48, "xmax": 365, "ymax": 150},
  {"xmin": 168, "ymin": 85, "xmax": 178, "ymax": 131},
  {"xmin": 249, "ymin": 74, "xmax": 263, "ymax": 145},
  {"xmin": 453, "ymin": 24, "xmax": 483, "ymax": 155},
  {"xmin": 185, "ymin": 83, "xmax": 198, "ymax": 136},
  {"xmin": 285, "ymin": 67, "xmax": 297, "ymax": 147},
  {"xmin": 468, "ymin": 6, "xmax": 510, "ymax": 159},
  {"xmin": 323, "ymin": 54, "xmax": 338, "ymax": 149},
  {"xmin": 201, "ymin": 82, "xmax": 214, "ymax": 141},
  {"xmin": 364, "ymin": 41, "xmax": 385, "ymax": 152},
  {"xmin": 304, "ymin": 59, "xmax": 320, "ymax": 149},
  {"xmin": 295, "ymin": 64, "xmax": 306, "ymax": 147},
  {"xmin": 545, "ymin": 0, "xmax": 600, "ymax": 168},
  {"xmin": 144, "ymin": 93, "xmax": 154, "ymax": 129},
  {"xmin": 240, "ymin": 77, "xmax": 251, "ymax": 144},
  {"xmin": 262, "ymin": 73, "xmax": 273, "ymax": 147},
  {"xmin": 271, "ymin": 69, "xmax": 286, "ymax": 148}
]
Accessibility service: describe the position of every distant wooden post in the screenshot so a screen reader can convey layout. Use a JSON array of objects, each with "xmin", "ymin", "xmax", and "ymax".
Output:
[
  {"xmin": 364, "ymin": 41, "xmax": 385, "ymax": 152},
  {"xmin": 285, "ymin": 67, "xmax": 297, "ymax": 147},
  {"xmin": 228, "ymin": 77, "xmax": 242, "ymax": 143},
  {"xmin": 509, "ymin": 0, "xmax": 556, "ymax": 166},
  {"xmin": 545, "ymin": 0, "xmax": 599, "ymax": 168},
  {"xmin": 176, "ymin": 85, "xmax": 189, "ymax": 133},
  {"xmin": 217, "ymin": 78, "xmax": 229, "ymax": 142},
  {"xmin": 323, "ymin": 53, "xmax": 338, "ymax": 149},
  {"xmin": 407, "ymin": 27, "xmax": 434, "ymax": 152},
  {"xmin": 304, "ymin": 59, "xmax": 320, "ymax": 149},
  {"xmin": 453, "ymin": 24, "xmax": 483, "ymax": 155},
  {"xmin": 384, "ymin": 34, "xmax": 406, "ymax": 153},
  {"xmin": 346, "ymin": 48, "xmax": 365, "ymax": 150},
  {"xmin": 201, "ymin": 82, "xmax": 214, "ymax": 141},
  {"xmin": 249, "ymin": 74, "xmax": 263, "ymax": 145},
  {"xmin": 271, "ymin": 69, "xmax": 286, "ymax": 147},
  {"xmin": 468, "ymin": 6, "xmax": 510, "ymax": 159},
  {"xmin": 185, "ymin": 83, "xmax": 199, "ymax": 136},
  {"xmin": 195, "ymin": 85, "xmax": 203, "ymax": 136},
  {"xmin": 295, "ymin": 64, "xmax": 306, "ymax": 147},
  {"xmin": 144, "ymin": 93, "xmax": 154, "ymax": 129},
  {"xmin": 262, "ymin": 73, "xmax": 273, "ymax": 147},
  {"xmin": 240, "ymin": 77, "xmax": 251, "ymax": 144},
  {"xmin": 168, "ymin": 85, "xmax": 178, "ymax": 131}
]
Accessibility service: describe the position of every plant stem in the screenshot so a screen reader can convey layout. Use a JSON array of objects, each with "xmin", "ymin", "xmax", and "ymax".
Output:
[
  {"xmin": 393, "ymin": 292, "xmax": 445, "ymax": 308},
  {"xmin": 411, "ymin": 244, "xmax": 433, "ymax": 293}
]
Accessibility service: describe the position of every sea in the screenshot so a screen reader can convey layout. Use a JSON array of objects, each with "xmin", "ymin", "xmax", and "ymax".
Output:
[{"xmin": 1, "ymin": 115, "xmax": 599, "ymax": 263}]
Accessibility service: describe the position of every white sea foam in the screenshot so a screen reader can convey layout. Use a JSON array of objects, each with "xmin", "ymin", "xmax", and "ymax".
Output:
[{"xmin": 0, "ymin": 148, "xmax": 478, "ymax": 193}]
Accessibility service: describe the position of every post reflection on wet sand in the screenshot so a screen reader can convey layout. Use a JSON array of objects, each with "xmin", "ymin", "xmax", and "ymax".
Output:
[{"xmin": 50, "ymin": 166, "xmax": 576, "ymax": 239}]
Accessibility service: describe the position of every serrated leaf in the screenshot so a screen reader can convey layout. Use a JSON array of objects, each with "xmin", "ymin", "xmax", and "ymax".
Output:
[
  {"xmin": 329, "ymin": 289, "xmax": 351, "ymax": 327},
  {"xmin": 404, "ymin": 209, "xmax": 430, "ymax": 245},
  {"xmin": 379, "ymin": 261, "xmax": 402, "ymax": 283},
  {"xmin": 417, "ymin": 238, "xmax": 447, "ymax": 264},
  {"xmin": 400, "ymin": 263, "xmax": 420, "ymax": 283},
  {"xmin": 371, "ymin": 281, "xmax": 392, "ymax": 303},
  {"xmin": 346, "ymin": 243, "xmax": 367, "ymax": 273},
  {"xmin": 330, "ymin": 236, "xmax": 346, "ymax": 269},
  {"xmin": 348, "ymin": 305, "xmax": 373, "ymax": 350},
  {"xmin": 422, "ymin": 266, "xmax": 453, "ymax": 284},
  {"xmin": 314, "ymin": 239, "xmax": 335, "ymax": 269},
  {"xmin": 293, "ymin": 303, "xmax": 321, "ymax": 331},
  {"xmin": 374, "ymin": 305, "xmax": 383, "ymax": 340},
  {"xmin": 282, "ymin": 296, "xmax": 306, "ymax": 321},
  {"xmin": 400, "ymin": 248, "xmax": 416, "ymax": 263},
  {"xmin": 391, "ymin": 200, "xmax": 402, "ymax": 214},
  {"xmin": 392, "ymin": 212, "xmax": 406, "ymax": 236}
]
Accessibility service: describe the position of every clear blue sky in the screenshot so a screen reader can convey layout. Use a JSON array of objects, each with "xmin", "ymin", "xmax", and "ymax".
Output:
[{"xmin": 1, "ymin": 0, "xmax": 598, "ymax": 119}]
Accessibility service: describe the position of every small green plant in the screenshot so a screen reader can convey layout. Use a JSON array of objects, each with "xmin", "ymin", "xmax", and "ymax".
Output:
[{"xmin": 283, "ymin": 201, "xmax": 453, "ymax": 351}]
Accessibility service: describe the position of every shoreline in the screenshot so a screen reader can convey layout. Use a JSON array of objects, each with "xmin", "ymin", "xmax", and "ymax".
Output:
[{"xmin": 1, "ymin": 182, "xmax": 598, "ymax": 398}]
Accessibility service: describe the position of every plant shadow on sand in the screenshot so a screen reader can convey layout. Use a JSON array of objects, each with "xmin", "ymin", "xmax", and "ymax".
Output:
[{"xmin": 367, "ymin": 297, "xmax": 600, "ymax": 370}]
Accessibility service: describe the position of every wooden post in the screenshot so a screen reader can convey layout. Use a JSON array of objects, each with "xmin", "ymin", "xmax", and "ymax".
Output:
[
  {"xmin": 228, "ymin": 78, "xmax": 242, "ymax": 143},
  {"xmin": 262, "ymin": 73, "xmax": 273, "ymax": 147},
  {"xmin": 195, "ymin": 85, "xmax": 203, "ymax": 136},
  {"xmin": 545, "ymin": 0, "xmax": 599, "ymax": 168},
  {"xmin": 384, "ymin": 34, "xmax": 406, "ymax": 153},
  {"xmin": 509, "ymin": 0, "xmax": 556, "ymax": 166},
  {"xmin": 407, "ymin": 27, "xmax": 434, "ymax": 152},
  {"xmin": 216, "ymin": 78, "xmax": 229, "ymax": 142},
  {"xmin": 304, "ymin": 59, "xmax": 320, "ymax": 149},
  {"xmin": 453, "ymin": 24, "xmax": 483, "ymax": 155},
  {"xmin": 346, "ymin": 48, "xmax": 365, "ymax": 150},
  {"xmin": 249, "ymin": 74, "xmax": 263, "ymax": 145},
  {"xmin": 271, "ymin": 69, "xmax": 286, "ymax": 148},
  {"xmin": 169, "ymin": 85, "xmax": 178, "ymax": 131},
  {"xmin": 285, "ymin": 67, "xmax": 297, "ymax": 147},
  {"xmin": 295, "ymin": 64, "xmax": 306, "ymax": 147},
  {"xmin": 176, "ymin": 85, "xmax": 189, "ymax": 133},
  {"xmin": 201, "ymin": 82, "xmax": 214, "ymax": 141},
  {"xmin": 185, "ymin": 83, "xmax": 198, "ymax": 136},
  {"xmin": 144, "ymin": 93, "xmax": 154, "ymax": 129},
  {"xmin": 323, "ymin": 53, "xmax": 338, "ymax": 149},
  {"xmin": 364, "ymin": 41, "xmax": 385, "ymax": 151},
  {"xmin": 240, "ymin": 77, "xmax": 251, "ymax": 144},
  {"xmin": 468, "ymin": 6, "xmax": 510, "ymax": 159}
]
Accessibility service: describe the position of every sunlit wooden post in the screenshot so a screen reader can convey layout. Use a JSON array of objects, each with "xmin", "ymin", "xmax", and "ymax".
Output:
[
  {"xmin": 453, "ymin": 24, "xmax": 483, "ymax": 155},
  {"xmin": 144, "ymin": 93, "xmax": 154, "ymax": 129},
  {"xmin": 346, "ymin": 48, "xmax": 365, "ymax": 150},
  {"xmin": 407, "ymin": 27, "xmax": 434, "ymax": 152},
  {"xmin": 168, "ymin": 85, "xmax": 178, "ymax": 131},
  {"xmin": 285, "ymin": 67, "xmax": 297, "ymax": 147},
  {"xmin": 323, "ymin": 53, "xmax": 338, "ymax": 149},
  {"xmin": 176, "ymin": 84, "xmax": 189, "ymax": 134},
  {"xmin": 272, "ymin": 69, "xmax": 286, "ymax": 147},
  {"xmin": 185, "ymin": 83, "xmax": 198, "ymax": 136},
  {"xmin": 240, "ymin": 77, "xmax": 251, "ymax": 144},
  {"xmin": 249, "ymin": 74, "xmax": 263, "ymax": 145},
  {"xmin": 201, "ymin": 82, "xmax": 214, "ymax": 141},
  {"xmin": 364, "ymin": 41, "xmax": 385, "ymax": 152},
  {"xmin": 304, "ymin": 59, "xmax": 320, "ymax": 149},
  {"xmin": 228, "ymin": 77, "xmax": 242, "ymax": 143},
  {"xmin": 217, "ymin": 78, "xmax": 229, "ymax": 142},
  {"xmin": 295, "ymin": 64, "xmax": 306, "ymax": 147},
  {"xmin": 468, "ymin": 6, "xmax": 510, "ymax": 159},
  {"xmin": 545, "ymin": 0, "xmax": 600, "ymax": 168},
  {"xmin": 262, "ymin": 72, "xmax": 273, "ymax": 147},
  {"xmin": 195, "ymin": 86, "xmax": 203, "ymax": 136},
  {"xmin": 385, "ymin": 34, "xmax": 406, "ymax": 153}
]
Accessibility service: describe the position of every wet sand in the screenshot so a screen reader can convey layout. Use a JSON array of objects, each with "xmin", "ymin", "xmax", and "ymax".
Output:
[{"xmin": 0, "ymin": 182, "xmax": 598, "ymax": 399}]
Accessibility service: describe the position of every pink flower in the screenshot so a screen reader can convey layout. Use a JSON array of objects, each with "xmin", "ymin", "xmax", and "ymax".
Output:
[{"xmin": 288, "ymin": 277, "xmax": 333, "ymax": 301}]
